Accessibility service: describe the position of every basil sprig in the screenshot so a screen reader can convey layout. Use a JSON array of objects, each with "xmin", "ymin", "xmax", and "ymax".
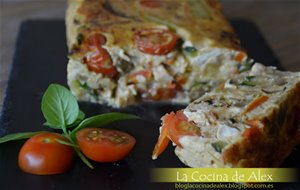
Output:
[
  {"xmin": 42, "ymin": 84, "xmax": 79, "ymax": 131},
  {"xmin": 0, "ymin": 83, "xmax": 140, "ymax": 169}
]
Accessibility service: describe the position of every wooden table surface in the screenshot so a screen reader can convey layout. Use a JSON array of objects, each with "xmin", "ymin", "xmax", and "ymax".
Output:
[{"xmin": 0, "ymin": 0, "xmax": 299, "ymax": 113}]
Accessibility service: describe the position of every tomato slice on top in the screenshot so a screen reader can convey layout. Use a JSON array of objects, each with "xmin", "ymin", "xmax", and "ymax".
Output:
[
  {"xmin": 83, "ymin": 33, "xmax": 118, "ymax": 77},
  {"xmin": 76, "ymin": 128, "xmax": 136, "ymax": 162},
  {"xmin": 134, "ymin": 28, "xmax": 178, "ymax": 55}
]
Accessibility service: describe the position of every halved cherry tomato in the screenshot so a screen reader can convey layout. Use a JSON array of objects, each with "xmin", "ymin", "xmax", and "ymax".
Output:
[
  {"xmin": 134, "ymin": 28, "xmax": 178, "ymax": 55},
  {"xmin": 85, "ymin": 33, "xmax": 107, "ymax": 49},
  {"xmin": 76, "ymin": 128, "xmax": 136, "ymax": 162},
  {"xmin": 139, "ymin": 0, "xmax": 162, "ymax": 8},
  {"xmin": 147, "ymin": 88, "xmax": 177, "ymax": 101},
  {"xmin": 152, "ymin": 110, "xmax": 201, "ymax": 159},
  {"xmin": 84, "ymin": 33, "xmax": 118, "ymax": 77},
  {"xmin": 84, "ymin": 47, "xmax": 118, "ymax": 77},
  {"xmin": 146, "ymin": 82, "xmax": 182, "ymax": 101},
  {"xmin": 18, "ymin": 133, "xmax": 74, "ymax": 175}
]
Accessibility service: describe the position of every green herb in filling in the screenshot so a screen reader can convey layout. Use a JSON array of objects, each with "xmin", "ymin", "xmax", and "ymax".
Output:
[
  {"xmin": 211, "ymin": 141, "xmax": 227, "ymax": 153},
  {"xmin": 239, "ymin": 59, "xmax": 254, "ymax": 73},
  {"xmin": 240, "ymin": 75, "xmax": 256, "ymax": 86},
  {"xmin": 189, "ymin": 81, "xmax": 208, "ymax": 90},
  {"xmin": 183, "ymin": 46, "xmax": 198, "ymax": 57}
]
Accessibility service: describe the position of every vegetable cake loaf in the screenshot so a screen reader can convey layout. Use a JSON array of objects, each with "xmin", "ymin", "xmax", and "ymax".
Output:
[
  {"xmin": 152, "ymin": 63, "xmax": 300, "ymax": 167},
  {"xmin": 66, "ymin": 0, "xmax": 248, "ymax": 107}
]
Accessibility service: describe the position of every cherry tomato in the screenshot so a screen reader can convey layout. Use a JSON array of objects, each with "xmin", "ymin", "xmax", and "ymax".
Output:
[
  {"xmin": 146, "ymin": 88, "xmax": 177, "ymax": 101},
  {"xmin": 18, "ymin": 133, "xmax": 74, "ymax": 175},
  {"xmin": 84, "ymin": 33, "xmax": 118, "ymax": 77},
  {"xmin": 152, "ymin": 112, "xmax": 172, "ymax": 159},
  {"xmin": 134, "ymin": 28, "xmax": 178, "ymax": 55},
  {"xmin": 167, "ymin": 110, "xmax": 201, "ymax": 147},
  {"xmin": 85, "ymin": 33, "xmax": 107, "ymax": 49},
  {"xmin": 128, "ymin": 69, "xmax": 152, "ymax": 83},
  {"xmin": 152, "ymin": 110, "xmax": 200, "ymax": 159},
  {"xmin": 76, "ymin": 128, "xmax": 136, "ymax": 162},
  {"xmin": 146, "ymin": 82, "xmax": 182, "ymax": 101},
  {"xmin": 139, "ymin": 0, "xmax": 162, "ymax": 8},
  {"xmin": 84, "ymin": 47, "xmax": 118, "ymax": 77}
]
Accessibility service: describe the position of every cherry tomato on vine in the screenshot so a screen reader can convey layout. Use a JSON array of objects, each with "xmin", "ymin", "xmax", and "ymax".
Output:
[
  {"xmin": 76, "ymin": 128, "xmax": 136, "ymax": 162},
  {"xmin": 18, "ymin": 133, "xmax": 74, "ymax": 175}
]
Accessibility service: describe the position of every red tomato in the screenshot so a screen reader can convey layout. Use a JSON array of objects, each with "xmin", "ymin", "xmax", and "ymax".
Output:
[
  {"xmin": 139, "ymin": 0, "xmax": 162, "ymax": 8},
  {"xmin": 134, "ymin": 28, "xmax": 178, "ymax": 55},
  {"xmin": 85, "ymin": 33, "xmax": 107, "ymax": 48},
  {"xmin": 76, "ymin": 128, "xmax": 136, "ymax": 162},
  {"xmin": 128, "ymin": 69, "xmax": 152, "ymax": 83},
  {"xmin": 152, "ymin": 110, "xmax": 201, "ymax": 159},
  {"xmin": 145, "ymin": 82, "xmax": 182, "ymax": 101},
  {"xmin": 146, "ymin": 88, "xmax": 177, "ymax": 101},
  {"xmin": 84, "ymin": 33, "xmax": 118, "ymax": 77},
  {"xmin": 167, "ymin": 110, "xmax": 201, "ymax": 147},
  {"xmin": 18, "ymin": 133, "xmax": 74, "ymax": 175},
  {"xmin": 84, "ymin": 47, "xmax": 118, "ymax": 77},
  {"xmin": 152, "ymin": 112, "xmax": 172, "ymax": 159}
]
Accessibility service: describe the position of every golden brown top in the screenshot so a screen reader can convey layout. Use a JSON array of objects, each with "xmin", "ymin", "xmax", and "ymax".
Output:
[{"xmin": 67, "ymin": 0, "xmax": 242, "ymax": 54}]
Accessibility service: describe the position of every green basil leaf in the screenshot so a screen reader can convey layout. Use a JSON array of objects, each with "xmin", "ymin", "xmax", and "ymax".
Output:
[
  {"xmin": 43, "ymin": 122, "xmax": 59, "ymax": 129},
  {"xmin": 77, "ymin": 110, "xmax": 85, "ymax": 121},
  {"xmin": 41, "ymin": 84, "xmax": 79, "ymax": 130},
  {"xmin": 67, "ymin": 110, "xmax": 86, "ymax": 128},
  {"xmin": 0, "ymin": 131, "xmax": 48, "ymax": 143},
  {"xmin": 70, "ymin": 112, "xmax": 140, "ymax": 137}
]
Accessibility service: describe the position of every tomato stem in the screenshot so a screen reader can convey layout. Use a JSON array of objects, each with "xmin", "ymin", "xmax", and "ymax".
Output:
[
  {"xmin": 65, "ymin": 135, "xmax": 94, "ymax": 169},
  {"xmin": 55, "ymin": 138, "xmax": 79, "ymax": 148},
  {"xmin": 62, "ymin": 127, "xmax": 68, "ymax": 137},
  {"xmin": 74, "ymin": 148, "xmax": 94, "ymax": 169}
]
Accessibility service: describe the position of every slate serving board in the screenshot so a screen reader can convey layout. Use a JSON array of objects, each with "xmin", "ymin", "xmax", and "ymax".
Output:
[{"xmin": 0, "ymin": 20, "xmax": 298, "ymax": 190}]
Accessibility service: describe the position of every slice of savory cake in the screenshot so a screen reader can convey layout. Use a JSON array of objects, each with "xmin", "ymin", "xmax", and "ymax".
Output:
[
  {"xmin": 66, "ymin": 0, "xmax": 247, "ymax": 107},
  {"xmin": 152, "ymin": 63, "xmax": 300, "ymax": 167}
]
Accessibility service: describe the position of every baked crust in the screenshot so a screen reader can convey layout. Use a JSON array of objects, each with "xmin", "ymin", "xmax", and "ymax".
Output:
[
  {"xmin": 223, "ymin": 82, "xmax": 300, "ymax": 167},
  {"xmin": 65, "ymin": 0, "xmax": 247, "ymax": 107},
  {"xmin": 66, "ymin": 0, "xmax": 243, "ymax": 55},
  {"xmin": 154, "ymin": 64, "xmax": 300, "ymax": 168}
]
